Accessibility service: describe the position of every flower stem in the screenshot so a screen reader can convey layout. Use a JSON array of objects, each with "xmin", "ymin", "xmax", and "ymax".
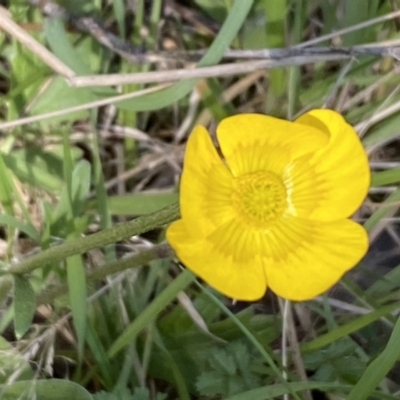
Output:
[
  {"xmin": 8, "ymin": 203, "xmax": 180, "ymax": 275},
  {"xmin": 280, "ymin": 298, "xmax": 290, "ymax": 389},
  {"xmin": 36, "ymin": 243, "xmax": 174, "ymax": 305}
]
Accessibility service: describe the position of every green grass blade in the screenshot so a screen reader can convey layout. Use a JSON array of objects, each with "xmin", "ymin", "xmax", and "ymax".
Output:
[
  {"xmin": 2, "ymin": 151, "xmax": 64, "ymax": 193},
  {"xmin": 367, "ymin": 263, "xmax": 400, "ymax": 296},
  {"xmin": 347, "ymin": 315, "xmax": 400, "ymax": 400},
  {"xmin": 108, "ymin": 270, "xmax": 196, "ymax": 358},
  {"xmin": 71, "ymin": 160, "xmax": 91, "ymax": 215},
  {"xmin": 371, "ymin": 168, "xmax": 400, "ymax": 186},
  {"xmin": 117, "ymin": 0, "xmax": 254, "ymax": 111},
  {"xmin": 154, "ymin": 330, "xmax": 191, "ymax": 400},
  {"xmin": 66, "ymin": 254, "xmax": 87, "ymax": 359},
  {"xmin": 301, "ymin": 301, "xmax": 400, "ymax": 352},
  {"xmin": 262, "ymin": 0, "xmax": 287, "ymax": 98},
  {"xmin": 112, "ymin": 0, "xmax": 126, "ymax": 38},
  {"xmin": 62, "ymin": 131, "xmax": 87, "ymax": 359},
  {"xmin": 91, "ymin": 120, "xmax": 115, "ymax": 261},
  {"xmin": 0, "ymin": 152, "xmax": 15, "ymax": 216},
  {"xmin": 101, "ymin": 192, "xmax": 178, "ymax": 216},
  {"xmin": 0, "ymin": 214, "xmax": 40, "ymax": 243},
  {"xmin": 86, "ymin": 324, "xmax": 114, "ymax": 389},
  {"xmin": 364, "ymin": 187, "xmax": 400, "ymax": 232}
]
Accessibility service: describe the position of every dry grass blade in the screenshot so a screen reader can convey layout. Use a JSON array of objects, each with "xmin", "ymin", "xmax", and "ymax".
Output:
[
  {"xmin": 69, "ymin": 55, "xmax": 354, "ymax": 88},
  {"xmin": 0, "ymin": 6, "xmax": 75, "ymax": 78},
  {"xmin": 0, "ymin": 84, "xmax": 171, "ymax": 130},
  {"xmin": 294, "ymin": 9, "xmax": 400, "ymax": 48}
]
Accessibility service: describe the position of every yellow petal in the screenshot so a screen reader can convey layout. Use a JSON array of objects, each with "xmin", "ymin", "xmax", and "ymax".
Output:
[
  {"xmin": 166, "ymin": 219, "xmax": 267, "ymax": 301},
  {"xmin": 264, "ymin": 216, "xmax": 368, "ymax": 301},
  {"xmin": 288, "ymin": 109, "xmax": 370, "ymax": 220},
  {"xmin": 216, "ymin": 114, "xmax": 329, "ymax": 177},
  {"xmin": 180, "ymin": 125, "xmax": 235, "ymax": 237}
]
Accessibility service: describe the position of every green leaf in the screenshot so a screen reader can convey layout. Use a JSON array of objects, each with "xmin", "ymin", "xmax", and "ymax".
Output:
[
  {"xmin": 0, "ymin": 379, "xmax": 93, "ymax": 400},
  {"xmin": 43, "ymin": 18, "xmax": 91, "ymax": 75},
  {"xmin": 105, "ymin": 192, "xmax": 178, "ymax": 216},
  {"xmin": 29, "ymin": 77, "xmax": 94, "ymax": 127},
  {"xmin": 13, "ymin": 275, "xmax": 36, "ymax": 339},
  {"xmin": 0, "ymin": 276, "xmax": 12, "ymax": 307},
  {"xmin": 197, "ymin": 340, "xmax": 263, "ymax": 397},
  {"xmin": 303, "ymin": 339, "xmax": 365, "ymax": 383}
]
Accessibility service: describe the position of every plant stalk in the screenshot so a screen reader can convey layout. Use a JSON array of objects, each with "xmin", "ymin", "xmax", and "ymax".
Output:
[{"xmin": 8, "ymin": 203, "xmax": 179, "ymax": 275}]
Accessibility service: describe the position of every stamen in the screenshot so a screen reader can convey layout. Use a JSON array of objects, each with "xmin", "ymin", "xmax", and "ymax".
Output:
[{"xmin": 232, "ymin": 171, "xmax": 287, "ymax": 228}]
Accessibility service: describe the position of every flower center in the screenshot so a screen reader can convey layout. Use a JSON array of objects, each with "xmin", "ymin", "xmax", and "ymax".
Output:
[{"xmin": 232, "ymin": 171, "xmax": 287, "ymax": 228}]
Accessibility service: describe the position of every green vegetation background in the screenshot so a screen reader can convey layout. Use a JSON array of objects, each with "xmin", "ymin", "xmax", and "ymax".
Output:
[{"xmin": 1, "ymin": 0, "xmax": 400, "ymax": 399}]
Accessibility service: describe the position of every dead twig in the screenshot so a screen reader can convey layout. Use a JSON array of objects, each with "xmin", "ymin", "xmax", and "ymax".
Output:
[{"xmin": 0, "ymin": 6, "xmax": 75, "ymax": 78}]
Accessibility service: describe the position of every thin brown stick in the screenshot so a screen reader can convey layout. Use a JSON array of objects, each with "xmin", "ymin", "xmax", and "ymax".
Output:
[
  {"xmin": 294, "ymin": 10, "xmax": 400, "ymax": 48},
  {"xmin": 163, "ymin": 43, "xmax": 400, "ymax": 61},
  {"xmin": 0, "ymin": 6, "xmax": 75, "ymax": 78},
  {"xmin": 0, "ymin": 84, "xmax": 171, "ymax": 131},
  {"xmin": 29, "ymin": 0, "xmax": 400, "ymax": 65},
  {"xmin": 69, "ymin": 54, "xmax": 352, "ymax": 88}
]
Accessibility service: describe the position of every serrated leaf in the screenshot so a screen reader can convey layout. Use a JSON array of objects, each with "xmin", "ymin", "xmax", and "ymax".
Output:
[
  {"xmin": 197, "ymin": 340, "xmax": 265, "ymax": 398},
  {"xmin": 209, "ymin": 348, "xmax": 236, "ymax": 375},
  {"xmin": 196, "ymin": 371, "xmax": 227, "ymax": 397},
  {"xmin": 13, "ymin": 275, "xmax": 36, "ymax": 339}
]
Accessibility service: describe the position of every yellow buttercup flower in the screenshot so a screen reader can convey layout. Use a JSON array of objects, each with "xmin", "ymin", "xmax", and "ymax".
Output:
[{"xmin": 167, "ymin": 109, "xmax": 370, "ymax": 301}]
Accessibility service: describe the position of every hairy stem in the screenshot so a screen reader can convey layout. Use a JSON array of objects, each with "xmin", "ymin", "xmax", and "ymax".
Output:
[
  {"xmin": 37, "ymin": 243, "xmax": 174, "ymax": 305},
  {"xmin": 8, "ymin": 203, "xmax": 179, "ymax": 275}
]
